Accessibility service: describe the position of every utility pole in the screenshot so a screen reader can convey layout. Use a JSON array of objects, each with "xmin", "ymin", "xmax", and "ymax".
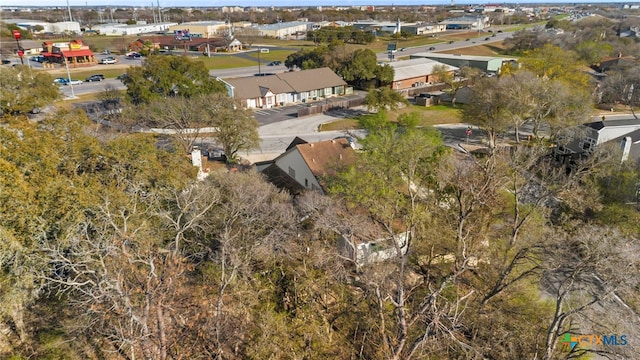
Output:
[{"xmin": 66, "ymin": 0, "xmax": 73, "ymax": 22}]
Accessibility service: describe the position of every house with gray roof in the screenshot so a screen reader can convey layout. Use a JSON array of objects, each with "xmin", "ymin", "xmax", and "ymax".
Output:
[
  {"xmin": 220, "ymin": 67, "xmax": 347, "ymax": 109},
  {"xmin": 555, "ymin": 117, "xmax": 640, "ymax": 165}
]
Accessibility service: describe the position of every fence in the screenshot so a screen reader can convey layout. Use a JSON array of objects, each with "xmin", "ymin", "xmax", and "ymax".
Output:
[{"xmin": 297, "ymin": 97, "xmax": 365, "ymax": 117}]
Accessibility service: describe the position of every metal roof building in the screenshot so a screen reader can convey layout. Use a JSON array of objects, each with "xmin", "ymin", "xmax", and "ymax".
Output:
[{"xmin": 410, "ymin": 52, "xmax": 514, "ymax": 73}]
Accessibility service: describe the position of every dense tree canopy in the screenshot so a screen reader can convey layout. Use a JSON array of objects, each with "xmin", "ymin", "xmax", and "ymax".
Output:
[
  {"xmin": 285, "ymin": 45, "xmax": 393, "ymax": 88},
  {"xmin": 0, "ymin": 66, "xmax": 58, "ymax": 116},
  {"xmin": 122, "ymin": 54, "xmax": 226, "ymax": 105}
]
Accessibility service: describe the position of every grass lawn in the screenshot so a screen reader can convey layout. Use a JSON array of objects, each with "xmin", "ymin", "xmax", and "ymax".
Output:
[
  {"xmin": 199, "ymin": 55, "xmax": 258, "ymax": 69},
  {"xmin": 245, "ymin": 49, "xmax": 297, "ymax": 62},
  {"xmin": 318, "ymin": 119, "xmax": 361, "ymax": 131},
  {"xmin": 319, "ymin": 103, "xmax": 463, "ymax": 132},
  {"xmin": 392, "ymin": 104, "xmax": 463, "ymax": 125}
]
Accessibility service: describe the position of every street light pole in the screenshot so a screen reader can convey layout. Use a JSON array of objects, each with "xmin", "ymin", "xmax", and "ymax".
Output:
[
  {"xmin": 64, "ymin": 56, "xmax": 76, "ymax": 99},
  {"xmin": 257, "ymin": 49, "xmax": 261, "ymax": 75}
]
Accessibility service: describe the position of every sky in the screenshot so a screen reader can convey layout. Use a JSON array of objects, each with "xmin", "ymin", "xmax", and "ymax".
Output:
[{"xmin": 1, "ymin": 1, "xmax": 625, "ymax": 8}]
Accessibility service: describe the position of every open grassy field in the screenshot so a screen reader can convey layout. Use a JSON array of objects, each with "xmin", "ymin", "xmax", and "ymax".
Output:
[
  {"xmin": 198, "ymin": 55, "xmax": 257, "ymax": 69},
  {"xmin": 244, "ymin": 49, "xmax": 297, "ymax": 62}
]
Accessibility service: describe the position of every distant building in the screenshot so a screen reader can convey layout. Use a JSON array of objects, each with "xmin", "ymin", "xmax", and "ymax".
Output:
[
  {"xmin": 440, "ymin": 15, "xmax": 489, "ymax": 30},
  {"xmin": 257, "ymin": 21, "xmax": 311, "ymax": 39},
  {"xmin": 410, "ymin": 52, "xmax": 515, "ymax": 74},
  {"xmin": 94, "ymin": 22, "xmax": 176, "ymax": 36},
  {"xmin": 3, "ymin": 18, "xmax": 81, "ymax": 34},
  {"xmin": 402, "ymin": 23, "xmax": 446, "ymax": 35},
  {"xmin": 167, "ymin": 21, "xmax": 236, "ymax": 38}
]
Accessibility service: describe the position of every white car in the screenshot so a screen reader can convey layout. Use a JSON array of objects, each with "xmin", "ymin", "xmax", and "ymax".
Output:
[
  {"xmin": 65, "ymin": 79, "xmax": 83, "ymax": 86},
  {"xmin": 100, "ymin": 57, "xmax": 117, "ymax": 64}
]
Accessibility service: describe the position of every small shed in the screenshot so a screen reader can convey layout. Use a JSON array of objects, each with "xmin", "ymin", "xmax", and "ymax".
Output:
[{"xmin": 414, "ymin": 91, "xmax": 445, "ymax": 106}]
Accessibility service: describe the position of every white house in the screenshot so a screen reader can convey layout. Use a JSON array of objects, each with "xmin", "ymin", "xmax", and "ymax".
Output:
[
  {"xmin": 555, "ymin": 117, "xmax": 640, "ymax": 165},
  {"xmin": 256, "ymin": 137, "xmax": 356, "ymax": 194}
]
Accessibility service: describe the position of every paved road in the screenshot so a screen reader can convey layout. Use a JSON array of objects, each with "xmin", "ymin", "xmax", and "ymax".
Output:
[
  {"xmin": 378, "ymin": 30, "xmax": 514, "ymax": 62},
  {"xmin": 59, "ymin": 79, "xmax": 125, "ymax": 98}
]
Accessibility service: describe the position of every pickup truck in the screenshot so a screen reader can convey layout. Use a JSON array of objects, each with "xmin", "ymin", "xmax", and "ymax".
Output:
[{"xmin": 100, "ymin": 57, "xmax": 117, "ymax": 64}]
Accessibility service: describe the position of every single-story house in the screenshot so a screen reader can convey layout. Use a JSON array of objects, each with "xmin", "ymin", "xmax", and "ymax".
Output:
[
  {"xmin": 221, "ymin": 67, "xmax": 348, "ymax": 109},
  {"xmin": 146, "ymin": 35, "xmax": 242, "ymax": 53},
  {"xmin": 387, "ymin": 58, "xmax": 458, "ymax": 91},
  {"xmin": 256, "ymin": 137, "xmax": 356, "ymax": 194}
]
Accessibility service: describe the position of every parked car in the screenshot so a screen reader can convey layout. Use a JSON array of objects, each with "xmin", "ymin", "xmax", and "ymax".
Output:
[
  {"xmin": 1, "ymin": 59, "xmax": 11, "ymax": 65},
  {"xmin": 428, "ymin": 46, "xmax": 436, "ymax": 50},
  {"xmin": 399, "ymin": 47, "xmax": 407, "ymax": 51},
  {"xmin": 85, "ymin": 74, "xmax": 105, "ymax": 82},
  {"xmin": 53, "ymin": 77, "xmax": 68, "ymax": 84},
  {"xmin": 30, "ymin": 55, "xmax": 44, "ymax": 62},
  {"xmin": 101, "ymin": 50, "xmax": 111, "ymax": 55},
  {"xmin": 497, "ymin": 30, "xmax": 503, "ymax": 33},
  {"xmin": 267, "ymin": 60, "xmax": 282, "ymax": 66},
  {"xmin": 126, "ymin": 52, "xmax": 142, "ymax": 59},
  {"xmin": 65, "ymin": 79, "xmax": 83, "ymax": 86},
  {"xmin": 484, "ymin": 37, "xmax": 490, "ymax": 40},
  {"xmin": 448, "ymin": 40, "xmax": 454, "ymax": 44},
  {"xmin": 100, "ymin": 57, "xmax": 117, "ymax": 64}
]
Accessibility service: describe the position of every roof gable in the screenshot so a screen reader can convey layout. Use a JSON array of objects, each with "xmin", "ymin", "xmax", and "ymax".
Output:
[
  {"xmin": 225, "ymin": 67, "xmax": 346, "ymax": 100},
  {"xmin": 294, "ymin": 138, "xmax": 356, "ymax": 177},
  {"xmin": 278, "ymin": 67, "xmax": 347, "ymax": 93}
]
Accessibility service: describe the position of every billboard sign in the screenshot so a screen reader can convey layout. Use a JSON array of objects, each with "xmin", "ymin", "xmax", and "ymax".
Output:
[{"xmin": 174, "ymin": 29, "xmax": 191, "ymax": 41}]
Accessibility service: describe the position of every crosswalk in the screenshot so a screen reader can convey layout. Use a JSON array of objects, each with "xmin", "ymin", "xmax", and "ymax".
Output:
[
  {"xmin": 254, "ymin": 104, "xmax": 306, "ymax": 116},
  {"xmin": 254, "ymin": 108, "xmax": 285, "ymax": 116}
]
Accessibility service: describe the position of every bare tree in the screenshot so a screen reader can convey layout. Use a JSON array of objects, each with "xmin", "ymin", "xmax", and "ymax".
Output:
[
  {"xmin": 461, "ymin": 76, "xmax": 511, "ymax": 150},
  {"xmin": 540, "ymin": 225, "xmax": 640, "ymax": 360}
]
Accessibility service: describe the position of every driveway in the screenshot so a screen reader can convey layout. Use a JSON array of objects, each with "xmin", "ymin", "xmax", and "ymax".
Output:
[{"xmin": 252, "ymin": 91, "xmax": 367, "ymax": 126}]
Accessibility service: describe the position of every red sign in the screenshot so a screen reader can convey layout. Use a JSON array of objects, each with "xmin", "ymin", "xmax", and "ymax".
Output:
[
  {"xmin": 12, "ymin": 30, "xmax": 21, "ymax": 40},
  {"xmin": 17, "ymin": 50, "xmax": 24, "ymax": 57}
]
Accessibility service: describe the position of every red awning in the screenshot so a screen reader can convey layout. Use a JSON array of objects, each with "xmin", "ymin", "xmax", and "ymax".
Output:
[
  {"xmin": 41, "ymin": 52, "xmax": 61, "ymax": 57},
  {"xmin": 61, "ymin": 49, "xmax": 94, "ymax": 57}
]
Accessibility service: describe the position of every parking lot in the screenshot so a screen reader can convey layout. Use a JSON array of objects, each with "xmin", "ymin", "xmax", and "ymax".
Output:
[{"xmin": 252, "ymin": 92, "xmax": 366, "ymax": 126}]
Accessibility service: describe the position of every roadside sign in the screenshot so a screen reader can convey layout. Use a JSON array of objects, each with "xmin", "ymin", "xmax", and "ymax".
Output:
[
  {"xmin": 260, "ymin": 48, "xmax": 270, "ymax": 53},
  {"xmin": 12, "ymin": 30, "xmax": 21, "ymax": 39}
]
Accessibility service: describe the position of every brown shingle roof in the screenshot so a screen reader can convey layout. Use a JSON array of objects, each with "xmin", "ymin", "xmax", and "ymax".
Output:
[
  {"xmin": 295, "ymin": 138, "xmax": 356, "ymax": 177},
  {"xmin": 225, "ymin": 68, "xmax": 347, "ymax": 100},
  {"xmin": 278, "ymin": 67, "xmax": 347, "ymax": 93},
  {"xmin": 225, "ymin": 75, "xmax": 295, "ymax": 99}
]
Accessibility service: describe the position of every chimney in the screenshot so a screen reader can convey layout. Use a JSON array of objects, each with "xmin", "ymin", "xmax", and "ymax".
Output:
[{"xmin": 191, "ymin": 146, "xmax": 202, "ymax": 168}]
